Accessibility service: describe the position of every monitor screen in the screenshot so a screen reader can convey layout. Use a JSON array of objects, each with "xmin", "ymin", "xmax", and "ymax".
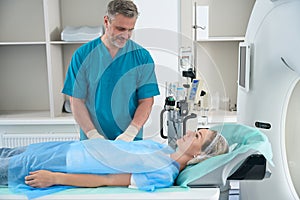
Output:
[
  {"xmin": 239, "ymin": 46, "xmax": 247, "ymax": 88},
  {"xmin": 238, "ymin": 43, "xmax": 250, "ymax": 92},
  {"xmin": 189, "ymin": 79, "xmax": 199, "ymax": 101}
]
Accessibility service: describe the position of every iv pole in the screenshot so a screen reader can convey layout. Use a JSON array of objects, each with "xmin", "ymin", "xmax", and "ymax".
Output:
[
  {"xmin": 193, "ymin": 2, "xmax": 198, "ymax": 75},
  {"xmin": 192, "ymin": 1, "xmax": 207, "ymax": 76}
]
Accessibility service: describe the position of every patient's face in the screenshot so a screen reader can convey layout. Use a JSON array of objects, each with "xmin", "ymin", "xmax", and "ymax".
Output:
[{"xmin": 176, "ymin": 129, "xmax": 214, "ymax": 156}]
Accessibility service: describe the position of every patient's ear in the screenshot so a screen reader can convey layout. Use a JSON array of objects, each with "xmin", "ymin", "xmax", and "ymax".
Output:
[
  {"xmin": 193, "ymin": 152, "xmax": 200, "ymax": 158},
  {"xmin": 229, "ymin": 143, "xmax": 240, "ymax": 152}
]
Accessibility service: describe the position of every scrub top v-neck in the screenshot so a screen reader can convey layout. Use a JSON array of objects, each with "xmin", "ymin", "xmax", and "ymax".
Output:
[{"xmin": 62, "ymin": 37, "xmax": 160, "ymax": 140}]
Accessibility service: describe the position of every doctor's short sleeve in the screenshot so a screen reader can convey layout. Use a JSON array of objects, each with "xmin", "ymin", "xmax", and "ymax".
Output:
[
  {"xmin": 62, "ymin": 38, "xmax": 102, "ymax": 99},
  {"xmin": 136, "ymin": 50, "xmax": 160, "ymax": 100},
  {"xmin": 62, "ymin": 47, "xmax": 88, "ymax": 99}
]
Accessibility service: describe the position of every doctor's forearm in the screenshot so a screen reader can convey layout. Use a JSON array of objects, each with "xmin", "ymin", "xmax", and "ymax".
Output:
[
  {"xmin": 70, "ymin": 97, "xmax": 95, "ymax": 133},
  {"xmin": 131, "ymin": 97, "xmax": 154, "ymax": 129}
]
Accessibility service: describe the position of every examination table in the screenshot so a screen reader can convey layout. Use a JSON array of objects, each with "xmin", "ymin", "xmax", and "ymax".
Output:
[{"xmin": 0, "ymin": 123, "xmax": 273, "ymax": 200}]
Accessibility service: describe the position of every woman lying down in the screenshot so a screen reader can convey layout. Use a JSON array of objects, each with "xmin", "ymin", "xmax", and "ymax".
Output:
[{"xmin": 0, "ymin": 129, "xmax": 228, "ymax": 199}]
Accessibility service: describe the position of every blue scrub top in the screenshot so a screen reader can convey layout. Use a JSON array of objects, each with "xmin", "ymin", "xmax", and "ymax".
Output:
[{"xmin": 62, "ymin": 38, "xmax": 160, "ymax": 140}]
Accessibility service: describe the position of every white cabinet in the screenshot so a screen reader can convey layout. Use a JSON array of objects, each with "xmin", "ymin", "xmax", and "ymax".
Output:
[{"xmin": 0, "ymin": 0, "xmax": 109, "ymax": 134}]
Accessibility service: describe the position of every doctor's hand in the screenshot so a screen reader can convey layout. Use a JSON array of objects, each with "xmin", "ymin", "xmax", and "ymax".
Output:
[
  {"xmin": 25, "ymin": 170, "xmax": 58, "ymax": 188},
  {"xmin": 115, "ymin": 124, "xmax": 139, "ymax": 142},
  {"xmin": 86, "ymin": 129, "xmax": 105, "ymax": 140}
]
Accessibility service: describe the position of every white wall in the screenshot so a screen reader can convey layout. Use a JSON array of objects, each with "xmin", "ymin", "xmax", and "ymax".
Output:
[{"xmin": 133, "ymin": 0, "xmax": 180, "ymax": 141}]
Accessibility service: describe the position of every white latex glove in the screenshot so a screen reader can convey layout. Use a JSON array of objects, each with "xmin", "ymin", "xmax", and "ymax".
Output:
[
  {"xmin": 115, "ymin": 125, "xmax": 139, "ymax": 142},
  {"xmin": 86, "ymin": 129, "xmax": 105, "ymax": 140}
]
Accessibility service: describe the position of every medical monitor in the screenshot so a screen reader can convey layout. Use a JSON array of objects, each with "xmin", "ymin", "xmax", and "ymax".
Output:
[
  {"xmin": 189, "ymin": 79, "xmax": 200, "ymax": 101},
  {"xmin": 238, "ymin": 42, "xmax": 251, "ymax": 92}
]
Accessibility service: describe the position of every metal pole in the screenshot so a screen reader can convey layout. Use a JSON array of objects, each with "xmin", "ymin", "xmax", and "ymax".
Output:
[{"xmin": 193, "ymin": 1, "xmax": 197, "ymax": 77}]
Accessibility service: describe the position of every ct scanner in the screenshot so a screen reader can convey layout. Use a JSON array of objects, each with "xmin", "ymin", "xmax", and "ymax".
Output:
[{"xmin": 237, "ymin": 0, "xmax": 300, "ymax": 199}]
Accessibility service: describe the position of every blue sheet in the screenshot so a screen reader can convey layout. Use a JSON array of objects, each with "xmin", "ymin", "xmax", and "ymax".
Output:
[{"xmin": 8, "ymin": 140, "xmax": 179, "ymax": 199}]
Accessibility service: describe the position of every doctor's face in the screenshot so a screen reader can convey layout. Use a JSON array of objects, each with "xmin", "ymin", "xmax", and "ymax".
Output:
[
  {"xmin": 104, "ymin": 14, "xmax": 136, "ymax": 48},
  {"xmin": 176, "ymin": 129, "xmax": 215, "ymax": 156}
]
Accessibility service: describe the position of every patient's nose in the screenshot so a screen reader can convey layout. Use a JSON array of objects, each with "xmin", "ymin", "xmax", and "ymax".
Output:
[{"xmin": 185, "ymin": 131, "xmax": 194, "ymax": 137}]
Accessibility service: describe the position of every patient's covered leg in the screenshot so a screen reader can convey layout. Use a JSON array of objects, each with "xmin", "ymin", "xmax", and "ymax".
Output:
[
  {"xmin": 0, "ymin": 157, "xmax": 9, "ymax": 185},
  {"xmin": 0, "ymin": 146, "xmax": 27, "ymax": 158},
  {"xmin": 0, "ymin": 146, "xmax": 27, "ymax": 185}
]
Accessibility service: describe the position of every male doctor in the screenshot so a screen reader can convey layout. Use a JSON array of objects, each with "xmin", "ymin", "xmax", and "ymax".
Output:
[{"xmin": 62, "ymin": 0, "xmax": 160, "ymax": 141}]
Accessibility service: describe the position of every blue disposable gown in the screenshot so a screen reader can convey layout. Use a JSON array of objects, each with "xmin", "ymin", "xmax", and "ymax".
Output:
[{"xmin": 8, "ymin": 139, "xmax": 179, "ymax": 199}]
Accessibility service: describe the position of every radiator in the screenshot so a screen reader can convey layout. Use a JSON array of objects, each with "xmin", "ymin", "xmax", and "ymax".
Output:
[{"xmin": 0, "ymin": 132, "xmax": 79, "ymax": 148}]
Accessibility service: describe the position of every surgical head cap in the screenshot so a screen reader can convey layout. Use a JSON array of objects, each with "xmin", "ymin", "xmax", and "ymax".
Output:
[{"xmin": 187, "ymin": 132, "xmax": 229, "ymax": 165}]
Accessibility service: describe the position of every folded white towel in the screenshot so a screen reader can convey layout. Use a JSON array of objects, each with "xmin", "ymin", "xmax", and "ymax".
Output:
[{"xmin": 61, "ymin": 26, "xmax": 104, "ymax": 41}]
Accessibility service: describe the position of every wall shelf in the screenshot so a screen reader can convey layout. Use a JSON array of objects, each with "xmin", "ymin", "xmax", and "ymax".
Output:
[
  {"xmin": 0, "ymin": 0, "xmax": 109, "ymax": 121},
  {"xmin": 0, "ymin": 111, "xmax": 76, "ymax": 125},
  {"xmin": 0, "ymin": 0, "xmax": 110, "ymax": 139},
  {"xmin": 0, "ymin": 42, "xmax": 46, "ymax": 46},
  {"xmin": 197, "ymin": 36, "xmax": 245, "ymax": 42},
  {"xmin": 50, "ymin": 41, "xmax": 89, "ymax": 45}
]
